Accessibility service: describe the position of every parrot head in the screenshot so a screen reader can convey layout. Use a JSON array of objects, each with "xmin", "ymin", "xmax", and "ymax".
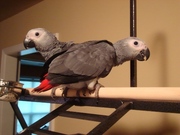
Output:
[
  {"xmin": 114, "ymin": 37, "xmax": 150, "ymax": 65},
  {"xmin": 23, "ymin": 28, "xmax": 57, "ymax": 51}
]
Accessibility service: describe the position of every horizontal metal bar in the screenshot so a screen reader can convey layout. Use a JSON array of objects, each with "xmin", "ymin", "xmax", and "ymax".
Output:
[
  {"xmin": 131, "ymin": 101, "xmax": 180, "ymax": 113},
  {"xmin": 20, "ymin": 97, "xmax": 180, "ymax": 114},
  {"xmin": 59, "ymin": 111, "xmax": 108, "ymax": 122},
  {"xmin": 31, "ymin": 128, "xmax": 66, "ymax": 135},
  {"xmin": 20, "ymin": 97, "xmax": 123, "ymax": 108},
  {"xmin": 15, "ymin": 99, "xmax": 180, "ymax": 135}
]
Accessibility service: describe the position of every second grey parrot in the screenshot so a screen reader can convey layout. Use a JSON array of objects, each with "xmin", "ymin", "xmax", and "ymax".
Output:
[{"xmin": 24, "ymin": 28, "xmax": 150, "ymax": 96}]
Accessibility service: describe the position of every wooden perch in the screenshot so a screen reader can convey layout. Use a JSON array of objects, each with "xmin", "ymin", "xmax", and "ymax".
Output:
[
  {"xmin": 1, "ymin": 86, "xmax": 180, "ymax": 103},
  {"xmin": 18, "ymin": 87, "xmax": 180, "ymax": 103}
]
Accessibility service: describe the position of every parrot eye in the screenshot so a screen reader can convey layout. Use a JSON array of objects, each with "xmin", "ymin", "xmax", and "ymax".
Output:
[
  {"xmin": 35, "ymin": 32, "xmax": 39, "ymax": 36},
  {"xmin": 134, "ymin": 41, "xmax": 138, "ymax": 45}
]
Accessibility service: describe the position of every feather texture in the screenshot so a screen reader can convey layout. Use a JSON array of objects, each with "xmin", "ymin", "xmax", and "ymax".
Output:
[
  {"xmin": 47, "ymin": 40, "xmax": 116, "ymax": 84},
  {"xmin": 24, "ymin": 28, "xmax": 150, "ymax": 92}
]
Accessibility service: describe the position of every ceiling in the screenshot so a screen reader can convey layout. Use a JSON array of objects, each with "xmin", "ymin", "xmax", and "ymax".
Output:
[{"xmin": 0, "ymin": 0, "xmax": 43, "ymax": 22}]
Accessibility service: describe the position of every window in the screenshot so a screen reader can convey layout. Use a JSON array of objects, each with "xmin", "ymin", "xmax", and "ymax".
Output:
[
  {"xmin": 16, "ymin": 54, "xmax": 50, "ymax": 134},
  {"xmin": 16, "ymin": 79, "xmax": 50, "ymax": 133}
]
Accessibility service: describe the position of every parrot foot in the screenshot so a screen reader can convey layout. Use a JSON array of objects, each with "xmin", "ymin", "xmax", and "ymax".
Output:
[
  {"xmin": 95, "ymin": 83, "xmax": 104, "ymax": 102},
  {"xmin": 50, "ymin": 86, "xmax": 69, "ymax": 101},
  {"xmin": 76, "ymin": 89, "xmax": 86, "ymax": 97},
  {"xmin": 89, "ymin": 83, "xmax": 104, "ymax": 104},
  {"xmin": 51, "ymin": 87, "xmax": 58, "ymax": 99},
  {"xmin": 62, "ymin": 87, "xmax": 69, "ymax": 101}
]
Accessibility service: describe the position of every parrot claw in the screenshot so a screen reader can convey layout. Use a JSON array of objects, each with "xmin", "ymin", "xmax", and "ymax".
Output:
[
  {"xmin": 94, "ymin": 83, "xmax": 104, "ymax": 104},
  {"xmin": 51, "ymin": 87, "xmax": 58, "ymax": 99},
  {"xmin": 51, "ymin": 86, "xmax": 69, "ymax": 100},
  {"xmin": 88, "ymin": 83, "xmax": 103, "ymax": 104},
  {"xmin": 76, "ymin": 90, "xmax": 81, "ymax": 97},
  {"xmin": 82, "ymin": 89, "xmax": 86, "ymax": 96},
  {"xmin": 61, "ymin": 87, "xmax": 69, "ymax": 101},
  {"xmin": 31, "ymin": 89, "xmax": 35, "ymax": 93},
  {"xmin": 76, "ymin": 89, "xmax": 87, "ymax": 97}
]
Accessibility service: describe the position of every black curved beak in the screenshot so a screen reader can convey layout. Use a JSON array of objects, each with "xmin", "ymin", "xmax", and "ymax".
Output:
[
  {"xmin": 23, "ymin": 38, "xmax": 36, "ymax": 49},
  {"xmin": 136, "ymin": 48, "xmax": 150, "ymax": 61}
]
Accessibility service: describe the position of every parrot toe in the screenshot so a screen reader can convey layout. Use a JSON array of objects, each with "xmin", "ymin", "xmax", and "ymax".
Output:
[
  {"xmin": 61, "ymin": 87, "xmax": 69, "ymax": 101},
  {"xmin": 76, "ymin": 90, "xmax": 81, "ymax": 97},
  {"xmin": 95, "ymin": 83, "xmax": 104, "ymax": 98},
  {"xmin": 76, "ymin": 89, "xmax": 87, "ymax": 97},
  {"xmin": 51, "ymin": 87, "xmax": 58, "ymax": 99},
  {"xmin": 89, "ymin": 83, "xmax": 104, "ymax": 104}
]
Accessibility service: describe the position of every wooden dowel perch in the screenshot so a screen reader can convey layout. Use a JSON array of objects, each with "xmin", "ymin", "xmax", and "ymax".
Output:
[{"xmin": 22, "ymin": 87, "xmax": 180, "ymax": 103}]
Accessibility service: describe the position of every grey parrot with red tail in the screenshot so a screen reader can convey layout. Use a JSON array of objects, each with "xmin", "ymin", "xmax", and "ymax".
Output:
[{"xmin": 23, "ymin": 28, "xmax": 150, "ymax": 96}]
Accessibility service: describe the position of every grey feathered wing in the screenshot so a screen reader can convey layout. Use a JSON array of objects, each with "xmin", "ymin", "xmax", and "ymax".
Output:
[{"xmin": 47, "ymin": 40, "xmax": 116, "ymax": 85}]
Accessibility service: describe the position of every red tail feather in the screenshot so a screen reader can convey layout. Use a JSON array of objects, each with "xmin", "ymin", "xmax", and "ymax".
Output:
[{"xmin": 33, "ymin": 78, "xmax": 54, "ymax": 92}]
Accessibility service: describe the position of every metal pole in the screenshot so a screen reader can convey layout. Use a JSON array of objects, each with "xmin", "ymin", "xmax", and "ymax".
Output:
[
  {"xmin": 87, "ymin": 102, "xmax": 132, "ymax": 135},
  {"xmin": 130, "ymin": 0, "xmax": 137, "ymax": 87}
]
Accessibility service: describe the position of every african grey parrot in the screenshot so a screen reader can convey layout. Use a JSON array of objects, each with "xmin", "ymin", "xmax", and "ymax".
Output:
[{"xmin": 23, "ymin": 28, "xmax": 150, "ymax": 96}]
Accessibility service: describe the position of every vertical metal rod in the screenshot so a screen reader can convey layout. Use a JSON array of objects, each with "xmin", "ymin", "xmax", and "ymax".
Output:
[{"xmin": 130, "ymin": 0, "xmax": 137, "ymax": 87}]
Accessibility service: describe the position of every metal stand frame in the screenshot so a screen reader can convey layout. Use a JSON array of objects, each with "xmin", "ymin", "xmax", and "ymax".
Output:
[
  {"xmin": 12, "ymin": 98, "xmax": 180, "ymax": 135},
  {"xmin": 8, "ymin": 0, "xmax": 180, "ymax": 135}
]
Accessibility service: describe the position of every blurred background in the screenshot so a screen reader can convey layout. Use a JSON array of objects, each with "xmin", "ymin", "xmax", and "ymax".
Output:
[{"xmin": 0, "ymin": 0, "xmax": 180, "ymax": 134}]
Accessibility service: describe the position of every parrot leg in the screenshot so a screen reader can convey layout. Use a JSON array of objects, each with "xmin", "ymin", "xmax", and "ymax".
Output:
[
  {"xmin": 50, "ymin": 86, "xmax": 69, "ymax": 101},
  {"xmin": 51, "ymin": 86, "xmax": 69, "ymax": 101},
  {"xmin": 94, "ymin": 83, "xmax": 104, "ymax": 99},
  {"xmin": 88, "ymin": 83, "xmax": 103, "ymax": 94},
  {"xmin": 82, "ymin": 89, "xmax": 87, "ymax": 96},
  {"xmin": 51, "ymin": 87, "xmax": 59, "ymax": 99},
  {"xmin": 95, "ymin": 83, "xmax": 104, "ymax": 104},
  {"xmin": 89, "ymin": 83, "xmax": 104, "ymax": 104},
  {"xmin": 61, "ymin": 87, "xmax": 69, "ymax": 100}
]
